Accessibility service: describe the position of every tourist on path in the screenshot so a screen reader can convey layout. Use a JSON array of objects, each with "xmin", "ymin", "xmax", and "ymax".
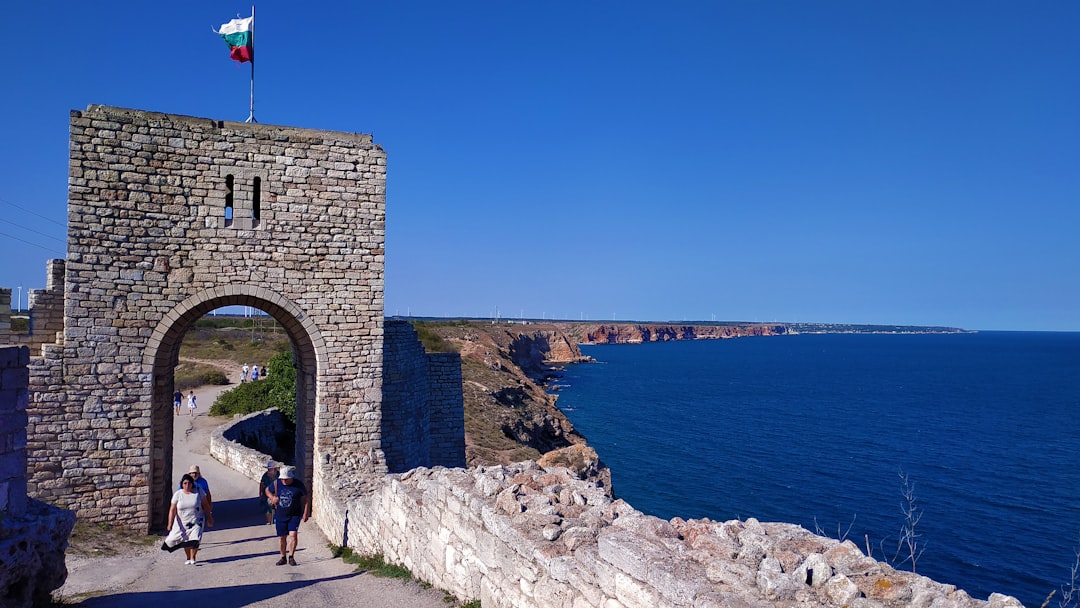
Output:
[
  {"xmin": 266, "ymin": 466, "xmax": 310, "ymax": 566},
  {"xmin": 251, "ymin": 364, "xmax": 260, "ymax": 381},
  {"xmin": 163, "ymin": 473, "xmax": 214, "ymax": 565},
  {"xmin": 173, "ymin": 389, "xmax": 183, "ymax": 416},
  {"xmin": 187, "ymin": 390, "xmax": 198, "ymax": 416},
  {"xmin": 241, "ymin": 363, "xmax": 249, "ymax": 383},
  {"xmin": 181, "ymin": 464, "xmax": 213, "ymax": 512},
  {"xmin": 258, "ymin": 460, "xmax": 279, "ymax": 525}
]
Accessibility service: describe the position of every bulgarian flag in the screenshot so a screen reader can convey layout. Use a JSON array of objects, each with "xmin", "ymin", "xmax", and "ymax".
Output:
[{"xmin": 217, "ymin": 15, "xmax": 254, "ymax": 63}]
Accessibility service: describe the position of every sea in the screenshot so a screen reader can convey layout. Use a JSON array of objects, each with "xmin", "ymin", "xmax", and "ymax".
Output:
[{"xmin": 552, "ymin": 331, "xmax": 1080, "ymax": 608}]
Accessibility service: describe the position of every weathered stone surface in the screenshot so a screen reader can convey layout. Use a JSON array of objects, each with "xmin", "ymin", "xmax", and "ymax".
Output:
[{"xmin": 0, "ymin": 346, "xmax": 74, "ymax": 608}]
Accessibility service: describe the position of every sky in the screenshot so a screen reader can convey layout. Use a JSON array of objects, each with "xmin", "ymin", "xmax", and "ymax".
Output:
[{"xmin": 1, "ymin": 2, "xmax": 1077, "ymax": 331}]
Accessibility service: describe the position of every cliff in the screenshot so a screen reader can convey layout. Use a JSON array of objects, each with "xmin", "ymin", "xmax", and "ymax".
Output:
[{"xmin": 570, "ymin": 323, "xmax": 789, "ymax": 344}]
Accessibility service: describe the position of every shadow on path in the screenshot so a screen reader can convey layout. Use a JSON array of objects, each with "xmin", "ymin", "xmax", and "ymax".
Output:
[{"xmin": 77, "ymin": 572, "xmax": 363, "ymax": 607}]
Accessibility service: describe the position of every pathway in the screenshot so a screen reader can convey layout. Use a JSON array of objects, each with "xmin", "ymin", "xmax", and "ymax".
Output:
[{"xmin": 55, "ymin": 381, "xmax": 454, "ymax": 607}]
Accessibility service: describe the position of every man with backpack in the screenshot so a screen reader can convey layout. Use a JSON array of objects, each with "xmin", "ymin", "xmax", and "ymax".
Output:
[{"xmin": 265, "ymin": 466, "xmax": 311, "ymax": 566}]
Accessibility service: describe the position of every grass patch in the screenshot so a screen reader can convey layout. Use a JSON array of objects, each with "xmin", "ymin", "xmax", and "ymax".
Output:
[
  {"xmin": 328, "ymin": 545, "xmax": 412, "ymax": 580},
  {"xmin": 412, "ymin": 322, "xmax": 459, "ymax": 353},
  {"xmin": 179, "ymin": 326, "xmax": 290, "ymax": 364},
  {"xmin": 174, "ymin": 361, "xmax": 230, "ymax": 391}
]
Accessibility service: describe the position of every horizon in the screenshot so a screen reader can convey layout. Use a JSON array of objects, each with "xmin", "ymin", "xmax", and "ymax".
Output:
[{"xmin": 1, "ymin": 2, "xmax": 1077, "ymax": 332}]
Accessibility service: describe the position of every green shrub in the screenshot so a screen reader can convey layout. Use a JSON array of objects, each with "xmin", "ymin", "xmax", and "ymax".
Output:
[
  {"xmin": 210, "ymin": 380, "xmax": 273, "ymax": 417},
  {"xmin": 209, "ymin": 351, "xmax": 297, "ymax": 422}
]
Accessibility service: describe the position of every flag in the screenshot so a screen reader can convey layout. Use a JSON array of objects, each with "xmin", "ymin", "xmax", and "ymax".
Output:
[{"xmin": 217, "ymin": 16, "xmax": 254, "ymax": 63}]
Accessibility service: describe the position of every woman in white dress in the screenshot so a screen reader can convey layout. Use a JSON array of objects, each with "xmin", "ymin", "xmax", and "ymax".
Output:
[{"xmin": 164, "ymin": 473, "xmax": 214, "ymax": 564}]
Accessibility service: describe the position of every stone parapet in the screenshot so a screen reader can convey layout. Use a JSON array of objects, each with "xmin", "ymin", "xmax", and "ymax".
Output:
[
  {"xmin": 0, "ymin": 260, "xmax": 65, "ymax": 355},
  {"xmin": 209, "ymin": 409, "xmax": 290, "ymax": 484},
  {"xmin": 309, "ymin": 460, "xmax": 1023, "ymax": 608}
]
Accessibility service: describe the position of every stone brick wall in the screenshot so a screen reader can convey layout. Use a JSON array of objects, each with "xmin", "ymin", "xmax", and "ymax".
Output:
[
  {"xmin": 382, "ymin": 320, "xmax": 433, "ymax": 472},
  {"xmin": 0, "ymin": 260, "xmax": 66, "ymax": 356},
  {"xmin": 0, "ymin": 345, "xmax": 75, "ymax": 608},
  {"xmin": 26, "ymin": 105, "xmax": 388, "ymax": 530},
  {"xmin": 0, "ymin": 346, "xmax": 29, "ymax": 517},
  {"xmin": 427, "ymin": 352, "xmax": 466, "ymax": 467},
  {"xmin": 382, "ymin": 320, "xmax": 465, "ymax": 471}
]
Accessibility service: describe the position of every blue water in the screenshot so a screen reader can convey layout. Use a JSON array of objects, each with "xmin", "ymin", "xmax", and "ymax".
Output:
[{"xmin": 554, "ymin": 332, "xmax": 1080, "ymax": 607}]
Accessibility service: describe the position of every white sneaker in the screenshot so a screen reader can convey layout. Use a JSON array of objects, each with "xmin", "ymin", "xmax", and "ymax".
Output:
[{"xmin": 184, "ymin": 560, "xmax": 193, "ymax": 565}]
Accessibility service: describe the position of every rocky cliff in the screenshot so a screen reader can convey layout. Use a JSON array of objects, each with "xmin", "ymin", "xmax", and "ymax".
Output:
[{"xmin": 572, "ymin": 323, "xmax": 790, "ymax": 344}]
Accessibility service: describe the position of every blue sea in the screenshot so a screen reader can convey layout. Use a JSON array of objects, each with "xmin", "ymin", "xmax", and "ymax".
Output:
[{"xmin": 554, "ymin": 332, "xmax": 1080, "ymax": 607}]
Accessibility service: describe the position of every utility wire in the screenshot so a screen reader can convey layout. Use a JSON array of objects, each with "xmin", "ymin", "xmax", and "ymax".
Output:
[
  {"xmin": 0, "ymin": 229, "xmax": 65, "ymax": 256},
  {"xmin": 0, "ymin": 217, "xmax": 66, "ymax": 244},
  {"xmin": 0, "ymin": 196, "xmax": 66, "ymax": 228}
]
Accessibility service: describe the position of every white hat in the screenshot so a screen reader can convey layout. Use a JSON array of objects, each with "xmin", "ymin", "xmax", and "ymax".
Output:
[{"xmin": 279, "ymin": 466, "xmax": 294, "ymax": 480}]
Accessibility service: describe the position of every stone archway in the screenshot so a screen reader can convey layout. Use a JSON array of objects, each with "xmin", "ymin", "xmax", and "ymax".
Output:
[{"xmin": 143, "ymin": 286, "xmax": 324, "ymax": 528}]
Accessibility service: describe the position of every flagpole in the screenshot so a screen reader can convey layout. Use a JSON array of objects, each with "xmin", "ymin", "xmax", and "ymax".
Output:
[{"xmin": 246, "ymin": 5, "xmax": 257, "ymax": 123}]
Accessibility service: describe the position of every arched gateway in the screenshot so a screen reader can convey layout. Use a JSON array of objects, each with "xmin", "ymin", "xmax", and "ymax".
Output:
[{"xmin": 24, "ymin": 105, "xmax": 462, "ymax": 531}]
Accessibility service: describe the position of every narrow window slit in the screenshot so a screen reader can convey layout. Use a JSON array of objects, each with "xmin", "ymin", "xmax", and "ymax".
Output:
[
  {"xmin": 225, "ymin": 174, "xmax": 234, "ymax": 226},
  {"xmin": 253, "ymin": 176, "xmax": 261, "ymax": 222}
]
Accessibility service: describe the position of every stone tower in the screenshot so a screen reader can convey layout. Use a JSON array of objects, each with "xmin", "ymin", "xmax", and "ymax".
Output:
[{"xmin": 27, "ymin": 105, "xmax": 389, "ymax": 530}]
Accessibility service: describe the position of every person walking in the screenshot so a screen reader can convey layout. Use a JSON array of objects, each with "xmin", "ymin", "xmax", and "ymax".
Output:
[
  {"xmin": 187, "ymin": 391, "xmax": 197, "ymax": 416},
  {"xmin": 163, "ymin": 473, "xmax": 214, "ymax": 564},
  {"xmin": 258, "ymin": 461, "xmax": 279, "ymax": 525},
  {"xmin": 251, "ymin": 364, "xmax": 260, "ymax": 381},
  {"xmin": 241, "ymin": 363, "xmax": 249, "ymax": 383},
  {"xmin": 182, "ymin": 464, "xmax": 213, "ymax": 513},
  {"xmin": 173, "ymin": 389, "xmax": 183, "ymax": 416},
  {"xmin": 266, "ymin": 466, "xmax": 310, "ymax": 566}
]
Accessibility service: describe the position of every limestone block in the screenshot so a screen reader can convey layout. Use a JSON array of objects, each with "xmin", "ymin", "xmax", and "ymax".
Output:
[{"xmin": 825, "ymin": 573, "xmax": 861, "ymax": 605}]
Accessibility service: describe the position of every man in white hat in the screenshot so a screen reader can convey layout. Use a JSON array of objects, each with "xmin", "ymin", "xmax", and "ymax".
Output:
[{"xmin": 265, "ymin": 466, "xmax": 310, "ymax": 566}]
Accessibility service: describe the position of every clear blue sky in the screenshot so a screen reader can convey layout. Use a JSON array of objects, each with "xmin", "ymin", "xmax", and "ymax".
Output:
[{"xmin": 1, "ymin": 2, "xmax": 1077, "ymax": 331}]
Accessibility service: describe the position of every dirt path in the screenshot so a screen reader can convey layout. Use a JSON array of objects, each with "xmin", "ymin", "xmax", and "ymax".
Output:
[{"xmin": 55, "ymin": 382, "xmax": 456, "ymax": 607}]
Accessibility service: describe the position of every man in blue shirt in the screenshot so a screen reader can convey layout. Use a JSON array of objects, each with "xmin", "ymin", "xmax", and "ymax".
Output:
[{"xmin": 265, "ymin": 466, "xmax": 310, "ymax": 566}]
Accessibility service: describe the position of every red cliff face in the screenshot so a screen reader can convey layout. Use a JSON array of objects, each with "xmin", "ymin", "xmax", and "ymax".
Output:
[{"xmin": 577, "ymin": 323, "xmax": 789, "ymax": 344}]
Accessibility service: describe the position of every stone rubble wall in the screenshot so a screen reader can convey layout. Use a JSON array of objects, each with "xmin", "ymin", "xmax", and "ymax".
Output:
[
  {"xmin": 0, "ymin": 345, "xmax": 75, "ymax": 608},
  {"xmin": 310, "ymin": 460, "xmax": 1024, "ymax": 608},
  {"xmin": 0, "ymin": 260, "xmax": 66, "ymax": 356}
]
